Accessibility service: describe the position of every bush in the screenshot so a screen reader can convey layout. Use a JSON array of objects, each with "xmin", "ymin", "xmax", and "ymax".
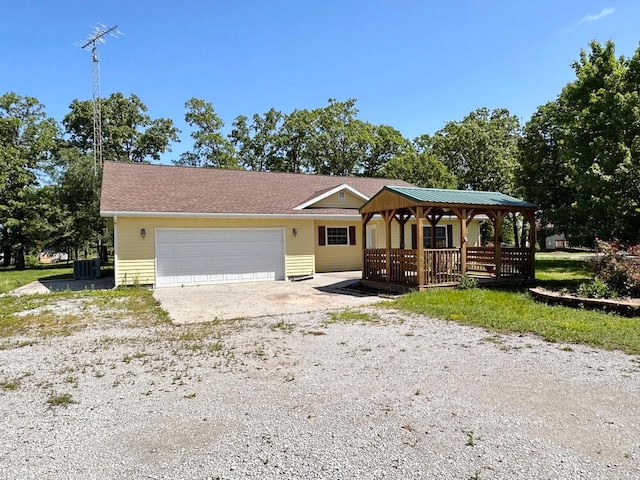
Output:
[
  {"xmin": 585, "ymin": 239, "xmax": 640, "ymax": 298},
  {"xmin": 456, "ymin": 275, "xmax": 479, "ymax": 290},
  {"xmin": 577, "ymin": 278, "xmax": 618, "ymax": 299}
]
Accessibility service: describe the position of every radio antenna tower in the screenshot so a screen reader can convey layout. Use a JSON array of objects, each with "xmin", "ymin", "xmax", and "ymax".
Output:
[{"xmin": 77, "ymin": 24, "xmax": 122, "ymax": 173}]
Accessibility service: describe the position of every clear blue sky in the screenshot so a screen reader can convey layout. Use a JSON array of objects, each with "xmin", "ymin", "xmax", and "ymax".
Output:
[{"xmin": 2, "ymin": 1, "xmax": 639, "ymax": 163}]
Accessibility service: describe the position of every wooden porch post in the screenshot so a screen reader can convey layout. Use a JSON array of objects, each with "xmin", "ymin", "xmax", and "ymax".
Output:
[
  {"xmin": 494, "ymin": 211, "xmax": 504, "ymax": 279},
  {"xmin": 526, "ymin": 211, "xmax": 536, "ymax": 279},
  {"xmin": 361, "ymin": 213, "xmax": 371, "ymax": 279},
  {"xmin": 416, "ymin": 207, "xmax": 424, "ymax": 287},
  {"xmin": 384, "ymin": 210, "xmax": 394, "ymax": 282},
  {"xmin": 394, "ymin": 214, "xmax": 409, "ymax": 249},
  {"xmin": 460, "ymin": 209, "xmax": 468, "ymax": 275},
  {"xmin": 452, "ymin": 208, "xmax": 469, "ymax": 276}
]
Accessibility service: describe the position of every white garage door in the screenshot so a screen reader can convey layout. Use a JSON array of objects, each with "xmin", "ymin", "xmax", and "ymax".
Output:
[{"xmin": 155, "ymin": 228, "xmax": 285, "ymax": 287}]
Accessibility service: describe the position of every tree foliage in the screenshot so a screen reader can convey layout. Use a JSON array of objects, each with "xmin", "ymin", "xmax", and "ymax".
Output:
[
  {"xmin": 64, "ymin": 93, "xmax": 179, "ymax": 163},
  {"xmin": 175, "ymin": 98, "xmax": 237, "ymax": 168},
  {"xmin": 519, "ymin": 40, "xmax": 640, "ymax": 246},
  {"xmin": 230, "ymin": 108, "xmax": 283, "ymax": 171},
  {"xmin": 381, "ymin": 150, "xmax": 457, "ymax": 188},
  {"xmin": 431, "ymin": 107, "xmax": 521, "ymax": 193},
  {"xmin": 0, "ymin": 93, "xmax": 59, "ymax": 268}
]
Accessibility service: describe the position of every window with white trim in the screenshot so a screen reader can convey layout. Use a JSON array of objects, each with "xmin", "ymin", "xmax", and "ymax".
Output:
[{"xmin": 327, "ymin": 227, "xmax": 349, "ymax": 245}]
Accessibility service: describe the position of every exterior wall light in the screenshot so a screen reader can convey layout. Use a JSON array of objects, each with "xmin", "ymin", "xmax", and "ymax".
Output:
[
  {"xmin": 141, "ymin": 228, "xmax": 146, "ymax": 239},
  {"xmin": 292, "ymin": 228, "xmax": 298, "ymax": 237}
]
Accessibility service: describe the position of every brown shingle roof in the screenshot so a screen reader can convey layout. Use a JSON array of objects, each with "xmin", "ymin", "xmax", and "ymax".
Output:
[{"xmin": 100, "ymin": 162, "xmax": 413, "ymax": 216}]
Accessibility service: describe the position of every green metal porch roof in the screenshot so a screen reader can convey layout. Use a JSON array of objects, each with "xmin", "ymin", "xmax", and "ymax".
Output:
[{"xmin": 385, "ymin": 186, "xmax": 537, "ymax": 208}]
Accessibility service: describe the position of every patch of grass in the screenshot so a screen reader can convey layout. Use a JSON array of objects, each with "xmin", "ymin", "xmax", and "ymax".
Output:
[
  {"xmin": 46, "ymin": 392, "xmax": 77, "ymax": 408},
  {"xmin": 389, "ymin": 288, "xmax": 640, "ymax": 354},
  {"xmin": 0, "ymin": 264, "xmax": 74, "ymax": 294},
  {"xmin": 0, "ymin": 288, "xmax": 169, "ymax": 340},
  {"xmin": 325, "ymin": 309, "xmax": 379, "ymax": 324},
  {"xmin": 269, "ymin": 320, "xmax": 296, "ymax": 333},
  {"xmin": 0, "ymin": 378, "xmax": 21, "ymax": 390},
  {"xmin": 536, "ymin": 255, "xmax": 591, "ymax": 290}
]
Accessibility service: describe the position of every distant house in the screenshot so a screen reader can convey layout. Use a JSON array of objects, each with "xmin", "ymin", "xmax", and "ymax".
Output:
[{"xmin": 100, "ymin": 162, "xmax": 485, "ymax": 288}]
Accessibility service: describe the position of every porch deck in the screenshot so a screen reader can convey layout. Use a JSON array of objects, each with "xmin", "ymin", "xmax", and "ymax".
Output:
[{"xmin": 363, "ymin": 247, "xmax": 533, "ymax": 289}]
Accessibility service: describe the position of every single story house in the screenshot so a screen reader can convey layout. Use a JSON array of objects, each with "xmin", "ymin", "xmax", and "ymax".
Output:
[{"xmin": 100, "ymin": 161, "xmax": 486, "ymax": 288}]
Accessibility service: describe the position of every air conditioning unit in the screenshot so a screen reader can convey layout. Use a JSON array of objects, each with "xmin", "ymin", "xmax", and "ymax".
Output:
[{"xmin": 73, "ymin": 258, "xmax": 101, "ymax": 280}]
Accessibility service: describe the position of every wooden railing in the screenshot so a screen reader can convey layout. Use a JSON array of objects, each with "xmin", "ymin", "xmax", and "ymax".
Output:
[
  {"xmin": 467, "ymin": 247, "xmax": 496, "ymax": 273},
  {"xmin": 423, "ymin": 248, "xmax": 461, "ymax": 284},
  {"xmin": 466, "ymin": 246, "xmax": 532, "ymax": 278},
  {"xmin": 363, "ymin": 248, "xmax": 461, "ymax": 286},
  {"xmin": 363, "ymin": 248, "xmax": 387, "ymax": 282},
  {"xmin": 390, "ymin": 249, "xmax": 418, "ymax": 284},
  {"xmin": 363, "ymin": 247, "xmax": 532, "ymax": 287},
  {"xmin": 501, "ymin": 247, "xmax": 532, "ymax": 278}
]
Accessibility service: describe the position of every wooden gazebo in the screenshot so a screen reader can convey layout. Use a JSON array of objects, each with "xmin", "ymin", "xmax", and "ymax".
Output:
[{"xmin": 360, "ymin": 186, "xmax": 537, "ymax": 290}]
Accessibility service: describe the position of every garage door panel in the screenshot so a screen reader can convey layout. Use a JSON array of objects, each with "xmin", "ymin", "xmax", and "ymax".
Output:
[{"xmin": 156, "ymin": 229, "xmax": 284, "ymax": 287}]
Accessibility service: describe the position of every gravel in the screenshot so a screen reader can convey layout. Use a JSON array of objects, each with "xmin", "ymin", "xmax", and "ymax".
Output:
[{"xmin": 1, "ymin": 306, "xmax": 639, "ymax": 479}]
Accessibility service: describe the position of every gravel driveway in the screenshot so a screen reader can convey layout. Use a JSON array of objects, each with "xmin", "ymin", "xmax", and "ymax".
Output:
[{"xmin": 1, "ymin": 304, "xmax": 639, "ymax": 479}]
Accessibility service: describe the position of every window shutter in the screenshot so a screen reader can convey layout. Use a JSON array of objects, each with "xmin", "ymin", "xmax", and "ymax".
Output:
[
  {"xmin": 447, "ymin": 224, "xmax": 453, "ymax": 248},
  {"xmin": 318, "ymin": 226, "xmax": 326, "ymax": 246},
  {"xmin": 411, "ymin": 224, "xmax": 417, "ymax": 249},
  {"xmin": 349, "ymin": 226, "xmax": 356, "ymax": 245}
]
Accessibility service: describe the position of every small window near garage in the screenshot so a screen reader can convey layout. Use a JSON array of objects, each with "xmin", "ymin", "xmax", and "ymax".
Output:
[
  {"xmin": 327, "ymin": 227, "xmax": 348, "ymax": 245},
  {"xmin": 338, "ymin": 191, "xmax": 346, "ymax": 200},
  {"xmin": 318, "ymin": 226, "xmax": 357, "ymax": 246}
]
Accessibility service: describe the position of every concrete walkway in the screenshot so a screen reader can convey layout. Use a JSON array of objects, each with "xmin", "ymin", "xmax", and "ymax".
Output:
[
  {"xmin": 153, "ymin": 272, "xmax": 388, "ymax": 324},
  {"xmin": 7, "ymin": 277, "xmax": 115, "ymax": 295}
]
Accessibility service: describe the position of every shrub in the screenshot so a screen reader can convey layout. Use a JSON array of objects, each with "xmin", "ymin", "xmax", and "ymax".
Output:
[
  {"xmin": 585, "ymin": 239, "xmax": 640, "ymax": 298},
  {"xmin": 456, "ymin": 275, "xmax": 479, "ymax": 290},
  {"xmin": 577, "ymin": 278, "xmax": 617, "ymax": 299}
]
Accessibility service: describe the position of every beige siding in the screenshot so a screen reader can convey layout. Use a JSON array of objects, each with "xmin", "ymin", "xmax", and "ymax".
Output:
[
  {"xmin": 286, "ymin": 255, "xmax": 315, "ymax": 277},
  {"xmin": 114, "ymin": 216, "xmax": 319, "ymax": 286},
  {"xmin": 314, "ymin": 220, "xmax": 362, "ymax": 272},
  {"xmin": 117, "ymin": 260, "xmax": 155, "ymax": 286},
  {"xmin": 312, "ymin": 190, "xmax": 364, "ymax": 209},
  {"xmin": 365, "ymin": 217, "xmax": 482, "ymax": 248}
]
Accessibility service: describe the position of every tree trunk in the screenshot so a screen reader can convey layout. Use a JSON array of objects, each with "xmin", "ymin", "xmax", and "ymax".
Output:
[
  {"xmin": 1, "ymin": 227, "xmax": 11, "ymax": 267},
  {"xmin": 510, "ymin": 213, "xmax": 520, "ymax": 248},
  {"xmin": 520, "ymin": 223, "xmax": 529, "ymax": 249},
  {"xmin": 16, "ymin": 245, "xmax": 25, "ymax": 270}
]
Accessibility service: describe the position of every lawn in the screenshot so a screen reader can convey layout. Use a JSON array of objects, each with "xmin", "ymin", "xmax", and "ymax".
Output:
[
  {"xmin": 389, "ymin": 252, "xmax": 640, "ymax": 355},
  {"xmin": 0, "ymin": 264, "xmax": 74, "ymax": 294}
]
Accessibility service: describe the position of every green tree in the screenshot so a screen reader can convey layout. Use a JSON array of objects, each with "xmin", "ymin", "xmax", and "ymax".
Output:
[
  {"xmin": 519, "ymin": 40, "xmax": 640, "ymax": 246},
  {"xmin": 230, "ymin": 108, "xmax": 283, "ymax": 171},
  {"xmin": 361, "ymin": 124, "xmax": 410, "ymax": 177},
  {"xmin": 274, "ymin": 108, "xmax": 315, "ymax": 173},
  {"xmin": 431, "ymin": 107, "xmax": 523, "ymax": 245},
  {"xmin": 64, "ymin": 92, "xmax": 179, "ymax": 163},
  {"xmin": 381, "ymin": 150, "xmax": 457, "ymax": 188},
  {"xmin": 306, "ymin": 98, "xmax": 369, "ymax": 176},
  {"xmin": 432, "ymin": 107, "xmax": 521, "ymax": 193},
  {"xmin": 0, "ymin": 93, "xmax": 58, "ymax": 268},
  {"xmin": 50, "ymin": 148, "xmax": 103, "ymax": 259},
  {"xmin": 175, "ymin": 97, "xmax": 237, "ymax": 168}
]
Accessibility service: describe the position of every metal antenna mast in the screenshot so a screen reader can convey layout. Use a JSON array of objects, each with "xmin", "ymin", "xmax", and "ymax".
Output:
[{"xmin": 77, "ymin": 24, "xmax": 122, "ymax": 172}]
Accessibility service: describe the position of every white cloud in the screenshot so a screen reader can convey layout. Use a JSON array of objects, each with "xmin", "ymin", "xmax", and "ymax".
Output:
[{"xmin": 578, "ymin": 7, "xmax": 615, "ymax": 24}]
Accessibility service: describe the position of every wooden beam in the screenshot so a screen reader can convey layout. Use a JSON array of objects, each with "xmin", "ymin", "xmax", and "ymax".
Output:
[
  {"xmin": 459, "ymin": 209, "xmax": 468, "ymax": 275},
  {"xmin": 526, "ymin": 211, "xmax": 536, "ymax": 279},
  {"xmin": 416, "ymin": 206, "xmax": 424, "ymax": 286},
  {"xmin": 384, "ymin": 210, "xmax": 395, "ymax": 282},
  {"xmin": 394, "ymin": 213, "xmax": 410, "ymax": 249},
  {"xmin": 494, "ymin": 211, "xmax": 504, "ymax": 279}
]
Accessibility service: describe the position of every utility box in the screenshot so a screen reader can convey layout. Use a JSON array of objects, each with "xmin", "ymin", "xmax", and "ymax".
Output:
[{"xmin": 73, "ymin": 258, "xmax": 101, "ymax": 280}]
